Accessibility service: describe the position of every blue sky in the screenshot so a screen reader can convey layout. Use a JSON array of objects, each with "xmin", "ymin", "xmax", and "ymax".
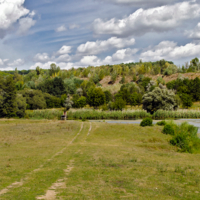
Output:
[{"xmin": 0, "ymin": 0, "xmax": 200, "ymax": 70}]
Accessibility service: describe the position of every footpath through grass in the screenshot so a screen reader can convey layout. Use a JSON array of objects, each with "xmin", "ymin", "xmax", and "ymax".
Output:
[{"xmin": 0, "ymin": 120, "xmax": 200, "ymax": 199}]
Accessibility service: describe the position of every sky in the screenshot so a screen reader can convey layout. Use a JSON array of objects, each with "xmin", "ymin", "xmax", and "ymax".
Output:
[{"xmin": 1, "ymin": 0, "xmax": 200, "ymax": 70}]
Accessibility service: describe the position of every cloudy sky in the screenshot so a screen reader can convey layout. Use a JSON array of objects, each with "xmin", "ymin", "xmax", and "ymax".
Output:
[{"xmin": 1, "ymin": 0, "xmax": 200, "ymax": 70}]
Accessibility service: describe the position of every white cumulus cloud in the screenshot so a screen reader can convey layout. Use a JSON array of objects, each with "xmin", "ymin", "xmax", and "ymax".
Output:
[
  {"xmin": 77, "ymin": 37, "xmax": 135, "ymax": 55},
  {"xmin": 0, "ymin": 67, "xmax": 14, "ymax": 71},
  {"xmin": 34, "ymin": 53, "xmax": 50, "ymax": 62},
  {"xmin": 111, "ymin": 48, "xmax": 138, "ymax": 61},
  {"xmin": 57, "ymin": 45, "xmax": 72, "ymax": 54},
  {"xmin": 80, "ymin": 56, "xmax": 101, "ymax": 66},
  {"xmin": 186, "ymin": 23, "xmax": 200, "ymax": 39},
  {"xmin": 0, "ymin": 58, "xmax": 4, "ymax": 65},
  {"xmin": 17, "ymin": 17, "xmax": 36, "ymax": 35},
  {"xmin": 93, "ymin": 1, "xmax": 200, "ymax": 37},
  {"xmin": 7, "ymin": 58, "xmax": 24, "ymax": 66},
  {"xmin": 99, "ymin": 0, "xmax": 178, "ymax": 7},
  {"xmin": 78, "ymin": 48, "xmax": 138, "ymax": 67},
  {"xmin": 0, "ymin": 0, "xmax": 36, "ymax": 37},
  {"xmin": 30, "ymin": 61, "xmax": 79, "ymax": 70},
  {"xmin": 56, "ymin": 54, "xmax": 71, "ymax": 62},
  {"xmin": 140, "ymin": 41, "xmax": 200, "ymax": 61}
]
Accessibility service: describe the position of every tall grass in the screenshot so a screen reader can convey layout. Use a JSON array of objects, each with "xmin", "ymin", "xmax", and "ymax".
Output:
[
  {"xmin": 67, "ymin": 109, "xmax": 200, "ymax": 120},
  {"xmin": 67, "ymin": 110, "xmax": 151, "ymax": 120},
  {"xmin": 25, "ymin": 109, "xmax": 200, "ymax": 120},
  {"xmin": 153, "ymin": 110, "xmax": 200, "ymax": 119},
  {"xmin": 26, "ymin": 109, "xmax": 63, "ymax": 120}
]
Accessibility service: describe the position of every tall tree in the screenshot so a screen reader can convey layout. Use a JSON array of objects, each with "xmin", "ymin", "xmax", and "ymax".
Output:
[
  {"xmin": 1, "ymin": 76, "xmax": 17, "ymax": 117},
  {"xmin": 87, "ymin": 87, "xmax": 105, "ymax": 108}
]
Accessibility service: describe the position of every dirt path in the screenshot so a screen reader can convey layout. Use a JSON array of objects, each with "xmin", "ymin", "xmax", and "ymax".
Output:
[
  {"xmin": 36, "ymin": 160, "xmax": 74, "ymax": 200},
  {"xmin": 87, "ymin": 122, "xmax": 92, "ymax": 136},
  {"xmin": 0, "ymin": 122, "xmax": 84, "ymax": 197}
]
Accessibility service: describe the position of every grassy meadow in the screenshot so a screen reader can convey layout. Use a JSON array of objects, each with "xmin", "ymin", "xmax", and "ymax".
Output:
[{"xmin": 0, "ymin": 120, "xmax": 200, "ymax": 199}]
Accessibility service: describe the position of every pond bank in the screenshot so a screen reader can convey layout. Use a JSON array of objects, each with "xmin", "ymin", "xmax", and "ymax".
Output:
[{"xmin": 89, "ymin": 119, "xmax": 200, "ymax": 134}]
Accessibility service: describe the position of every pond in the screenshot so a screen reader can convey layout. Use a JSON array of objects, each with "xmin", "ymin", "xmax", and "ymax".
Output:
[{"xmin": 90, "ymin": 119, "xmax": 200, "ymax": 134}]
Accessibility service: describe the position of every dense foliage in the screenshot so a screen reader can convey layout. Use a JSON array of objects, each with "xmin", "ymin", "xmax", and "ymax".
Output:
[
  {"xmin": 1, "ymin": 57, "xmax": 200, "ymax": 118},
  {"xmin": 161, "ymin": 121, "xmax": 200, "ymax": 153},
  {"xmin": 140, "ymin": 118, "xmax": 153, "ymax": 127},
  {"xmin": 142, "ymin": 85, "xmax": 180, "ymax": 114}
]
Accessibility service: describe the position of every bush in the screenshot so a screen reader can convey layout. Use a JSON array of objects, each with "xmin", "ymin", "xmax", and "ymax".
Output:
[
  {"xmin": 162, "ymin": 124, "xmax": 175, "ymax": 135},
  {"xmin": 157, "ymin": 120, "xmax": 166, "ymax": 126},
  {"xmin": 170, "ymin": 122, "xmax": 200, "ymax": 153},
  {"xmin": 140, "ymin": 118, "xmax": 153, "ymax": 127}
]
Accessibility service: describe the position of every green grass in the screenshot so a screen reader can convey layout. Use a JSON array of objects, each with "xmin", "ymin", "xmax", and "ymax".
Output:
[
  {"xmin": 0, "ymin": 120, "xmax": 200, "ymax": 199},
  {"xmin": 25, "ymin": 109, "xmax": 63, "ymax": 120}
]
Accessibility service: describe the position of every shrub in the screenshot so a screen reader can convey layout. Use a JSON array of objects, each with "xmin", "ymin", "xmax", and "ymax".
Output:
[
  {"xmin": 170, "ymin": 122, "xmax": 200, "ymax": 153},
  {"xmin": 140, "ymin": 118, "xmax": 153, "ymax": 127},
  {"xmin": 162, "ymin": 124, "xmax": 175, "ymax": 135},
  {"xmin": 157, "ymin": 120, "xmax": 166, "ymax": 126}
]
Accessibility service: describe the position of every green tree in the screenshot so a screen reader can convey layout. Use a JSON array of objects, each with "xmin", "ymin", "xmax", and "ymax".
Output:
[
  {"xmin": 16, "ymin": 94, "xmax": 26, "ymax": 118},
  {"xmin": 119, "ymin": 75, "xmax": 125, "ymax": 84},
  {"xmin": 36, "ymin": 66, "xmax": 41, "ymax": 75},
  {"xmin": 111, "ymin": 72, "xmax": 117, "ymax": 83},
  {"xmin": 142, "ymin": 86, "xmax": 179, "ymax": 114},
  {"xmin": 136, "ymin": 93, "xmax": 143, "ymax": 107},
  {"xmin": 1, "ymin": 76, "xmax": 17, "ymax": 117},
  {"xmin": 72, "ymin": 94, "xmax": 80, "ymax": 108},
  {"xmin": 44, "ymin": 93, "xmax": 61, "ymax": 108},
  {"xmin": 104, "ymin": 90, "xmax": 113, "ymax": 103},
  {"xmin": 49, "ymin": 63, "xmax": 60, "ymax": 76},
  {"xmin": 87, "ymin": 87, "xmax": 105, "ymax": 108},
  {"xmin": 77, "ymin": 96, "xmax": 87, "ymax": 108},
  {"xmin": 181, "ymin": 94, "xmax": 193, "ymax": 109},
  {"xmin": 113, "ymin": 98, "xmax": 126, "ymax": 111},
  {"xmin": 129, "ymin": 93, "xmax": 137, "ymax": 107},
  {"xmin": 99, "ymin": 69, "xmax": 105, "ymax": 80},
  {"xmin": 133, "ymin": 74, "xmax": 137, "ymax": 82},
  {"xmin": 190, "ymin": 77, "xmax": 200, "ymax": 101},
  {"xmin": 19, "ymin": 89, "xmax": 46, "ymax": 110},
  {"xmin": 90, "ymin": 73, "xmax": 100, "ymax": 84}
]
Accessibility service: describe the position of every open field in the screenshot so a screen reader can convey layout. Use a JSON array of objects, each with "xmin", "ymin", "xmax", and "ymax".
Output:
[{"xmin": 0, "ymin": 120, "xmax": 200, "ymax": 199}]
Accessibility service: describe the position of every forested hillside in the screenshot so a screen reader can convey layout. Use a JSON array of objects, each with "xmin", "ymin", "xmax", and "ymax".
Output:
[{"xmin": 0, "ymin": 58, "xmax": 200, "ymax": 117}]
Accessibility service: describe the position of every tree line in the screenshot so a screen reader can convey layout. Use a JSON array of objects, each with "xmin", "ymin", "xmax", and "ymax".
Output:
[{"xmin": 0, "ymin": 58, "xmax": 200, "ymax": 118}]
